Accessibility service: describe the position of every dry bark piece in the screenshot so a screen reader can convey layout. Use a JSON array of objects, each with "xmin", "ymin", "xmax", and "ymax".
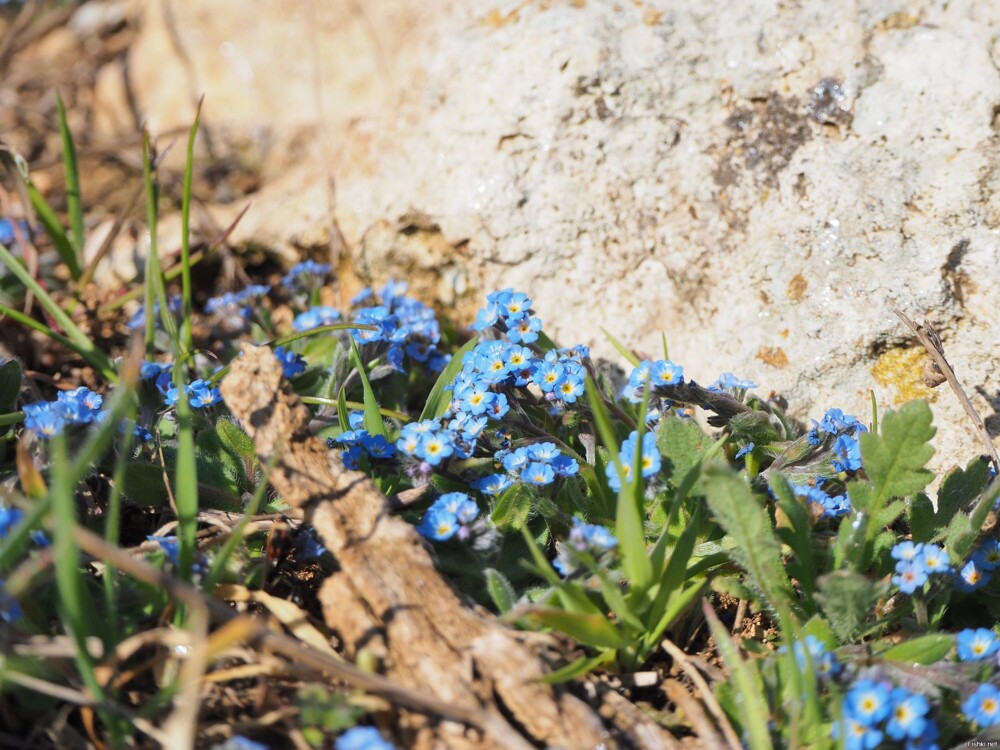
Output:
[{"xmin": 220, "ymin": 345, "xmax": 678, "ymax": 748}]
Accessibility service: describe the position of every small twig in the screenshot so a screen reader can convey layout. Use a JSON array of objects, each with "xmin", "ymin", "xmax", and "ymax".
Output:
[
  {"xmin": 662, "ymin": 638, "xmax": 743, "ymax": 749},
  {"xmin": 892, "ymin": 307, "xmax": 1000, "ymax": 474}
]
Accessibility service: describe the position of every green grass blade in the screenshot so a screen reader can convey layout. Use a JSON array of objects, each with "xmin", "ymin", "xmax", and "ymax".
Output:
[
  {"xmin": 25, "ymin": 181, "xmax": 79, "ymax": 279},
  {"xmin": 0, "ymin": 302, "xmax": 115, "ymax": 380},
  {"xmin": 55, "ymin": 93, "xmax": 84, "ymax": 277},
  {"xmin": 703, "ymin": 601, "xmax": 773, "ymax": 750},
  {"xmin": 49, "ymin": 434, "xmax": 103, "ymax": 701},
  {"xmin": 179, "ymin": 98, "xmax": 202, "ymax": 353},
  {"xmin": 601, "ymin": 327, "xmax": 641, "ymax": 367},
  {"xmin": 419, "ymin": 335, "xmax": 478, "ymax": 421}
]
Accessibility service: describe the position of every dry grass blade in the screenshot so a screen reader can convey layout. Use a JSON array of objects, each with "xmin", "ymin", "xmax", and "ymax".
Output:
[
  {"xmin": 662, "ymin": 637, "xmax": 743, "ymax": 748},
  {"xmin": 893, "ymin": 307, "xmax": 1000, "ymax": 474}
]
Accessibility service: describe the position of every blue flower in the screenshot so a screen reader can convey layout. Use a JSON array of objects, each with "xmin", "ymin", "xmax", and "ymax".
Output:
[
  {"xmin": 832, "ymin": 434, "xmax": 862, "ymax": 472},
  {"xmin": 292, "ymin": 306, "xmax": 341, "ymax": 332},
  {"xmin": 507, "ymin": 315, "xmax": 543, "ymax": 344},
  {"xmin": 23, "ymin": 402, "xmax": 67, "ymax": 438},
  {"xmin": 790, "ymin": 635, "xmax": 841, "ymax": 679},
  {"xmin": 554, "ymin": 517, "xmax": 618, "ymax": 576},
  {"xmin": 532, "ymin": 361, "xmax": 564, "ymax": 392},
  {"xmin": 164, "ymin": 379, "xmax": 222, "ymax": 409},
  {"xmin": 335, "ymin": 726, "xmax": 395, "ymax": 750},
  {"xmin": 962, "ymin": 683, "xmax": 1000, "ymax": 728},
  {"xmin": 844, "ymin": 679, "xmax": 892, "ymax": 726},
  {"xmin": 955, "ymin": 558, "xmax": 992, "ymax": 592},
  {"xmin": 273, "ymin": 346, "xmax": 306, "ymax": 378},
  {"xmin": 956, "ymin": 628, "xmax": 1000, "ymax": 661},
  {"xmin": 973, "ymin": 539, "xmax": 1000, "ymax": 571},
  {"xmin": 556, "ymin": 375, "xmax": 584, "ymax": 403},
  {"xmin": 833, "ymin": 716, "xmax": 883, "ymax": 750},
  {"xmin": 892, "ymin": 560, "xmax": 929, "ymax": 594},
  {"xmin": 0, "ymin": 507, "xmax": 24, "ymax": 538},
  {"xmin": 417, "ymin": 507, "xmax": 458, "ymax": 541},
  {"xmin": 708, "ymin": 372, "xmax": 756, "ymax": 391},
  {"xmin": 471, "ymin": 474, "xmax": 513, "ymax": 495},
  {"xmin": 521, "ymin": 462, "xmax": 555, "ymax": 486},
  {"xmin": 891, "ymin": 541, "xmax": 924, "ymax": 563},
  {"xmin": 886, "ymin": 687, "xmax": 929, "ymax": 741},
  {"xmin": 918, "ymin": 544, "xmax": 951, "ymax": 574},
  {"xmin": 650, "ymin": 360, "xmax": 684, "ymax": 387},
  {"xmin": 415, "ymin": 433, "xmax": 453, "ymax": 466}
]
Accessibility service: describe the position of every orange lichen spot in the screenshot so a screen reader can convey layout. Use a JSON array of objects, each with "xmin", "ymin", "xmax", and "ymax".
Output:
[
  {"xmin": 779, "ymin": 328, "xmax": 789, "ymax": 339},
  {"xmin": 756, "ymin": 346, "xmax": 789, "ymax": 369},
  {"xmin": 871, "ymin": 347, "xmax": 937, "ymax": 405},
  {"xmin": 787, "ymin": 273, "xmax": 808, "ymax": 302},
  {"xmin": 643, "ymin": 7, "xmax": 663, "ymax": 25},
  {"xmin": 482, "ymin": 3, "xmax": 526, "ymax": 28},
  {"xmin": 570, "ymin": 0, "xmax": 587, "ymax": 7}
]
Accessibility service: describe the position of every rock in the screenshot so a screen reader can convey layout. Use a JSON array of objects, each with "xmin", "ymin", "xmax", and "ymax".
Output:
[
  {"xmin": 126, "ymin": 0, "xmax": 1000, "ymax": 477},
  {"xmin": 326, "ymin": 0, "xmax": 1000, "ymax": 479}
]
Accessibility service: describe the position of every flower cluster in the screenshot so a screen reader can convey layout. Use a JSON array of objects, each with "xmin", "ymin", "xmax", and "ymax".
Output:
[
  {"xmin": 205, "ymin": 284, "xmax": 271, "ymax": 328},
  {"xmin": 836, "ymin": 679, "xmax": 935, "ymax": 750},
  {"xmin": 127, "ymin": 295, "xmax": 182, "ymax": 330},
  {"xmin": 293, "ymin": 305, "xmax": 342, "ymax": 332},
  {"xmin": 493, "ymin": 441, "xmax": 579, "ymax": 487},
  {"xmin": 806, "ymin": 407, "xmax": 867, "ymax": 473},
  {"xmin": 707, "ymin": 372, "xmax": 758, "ymax": 393},
  {"xmin": 163, "ymin": 378, "xmax": 222, "ymax": 409},
  {"xmin": 472, "ymin": 288, "xmax": 543, "ymax": 344},
  {"xmin": 417, "ymin": 492, "xmax": 480, "ymax": 542},
  {"xmin": 889, "ymin": 541, "xmax": 951, "ymax": 594},
  {"xmin": 23, "ymin": 387, "xmax": 104, "ymax": 438},
  {"xmin": 328, "ymin": 413, "xmax": 397, "ymax": 470},
  {"xmin": 281, "ymin": 260, "xmax": 330, "ymax": 295},
  {"xmin": 621, "ymin": 358, "xmax": 684, "ymax": 405},
  {"xmin": 349, "ymin": 281, "xmax": 447, "ymax": 373},
  {"xmin": 606, "ymin": 431, "xmax": 660, "ymax": 492},
  {"xmin": 792, "ymin": 481, "xmax": 851, "ymax": 519},
  {"xmin": 553, "ymin": 516, "xmax": 618, "ymax": 576},
  {"xmin": 788, "ymin": 635, "xmax": 842, "ymax": 679}
]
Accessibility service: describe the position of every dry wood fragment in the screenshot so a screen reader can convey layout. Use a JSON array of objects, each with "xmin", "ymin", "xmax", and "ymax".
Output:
[{"xmin": 221, "ymin": 345, "xmax": 680, "ymax": 748}]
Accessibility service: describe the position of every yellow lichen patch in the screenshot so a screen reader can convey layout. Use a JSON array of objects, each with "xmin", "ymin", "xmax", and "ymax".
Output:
[
  {"xmin": 871, "ymin": 347, "xmax": 938, "ymax": 405},
  {"xmin": 787, "ymin": 273, "xmax": 807, "ymax": 302},
  {"xmin": 756, "ymin": 346, "xmax": 789, "ymax": 369}
]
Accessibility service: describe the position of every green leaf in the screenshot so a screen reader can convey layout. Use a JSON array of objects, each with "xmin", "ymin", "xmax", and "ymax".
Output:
[
  {"xmin": 121, "ymin": 463, "xmax": 171, "ymax": 506},
  {"xmin": 915, "ymin": 458, "xmax": 992, "ymax": 543},
  {"xmin": 701, "ymin": 465, "xmax": 797, "ymax": 619},
  {"xmin": 814, "ymin": 570, "xmax": 884, "ymax": 643},
  {"xmin": 518, "ymin": 606, "xmax": 626, "ymax": 649},
  {"xmin": 656, "ymin": 415, "xmax": 709, "ymax": 486},
  {"xmin": 0, "ymin": 359, "xmax": 21, "ymax": 409},
  {"xmin": 215, "ymin": 419, "xmax": 257, "ymax": 468},
  {"xmin": 703, "ymin": 602, "xmax": 773, "ymax": 750},
  {"xmin": 491, "ymin": 484, "xmax": 533, "ymax": 531},
  {"xmin": 945, "ymin": 480, "xmax": 1000, "ymax": 562},
  {"xmin": 336, "ymin": 385, "xmax": 350, "ymax": 432},
  {"xmin": 854, "ymin": 401, "xmax": 936, "ymax": 506},
  {"xmin": 419, "ymin": 336, "xmax": 478, "ymax": 421},
  {"xmin": 881, "ymin": 634, "xmax": 953, "ymax": 665},
  {"xmin": 484, "ymin": 568, "xmax": 517, "ymax": 614},
  {"xmin": 347, "ymin": 338, "xmax": 387, "ymax": 439}
]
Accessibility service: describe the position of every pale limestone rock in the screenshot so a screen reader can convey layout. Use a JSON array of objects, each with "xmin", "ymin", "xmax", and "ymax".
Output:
[{"xmin": 127, "ymin": 0, "xmax": 1000, "ymax": 477}]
